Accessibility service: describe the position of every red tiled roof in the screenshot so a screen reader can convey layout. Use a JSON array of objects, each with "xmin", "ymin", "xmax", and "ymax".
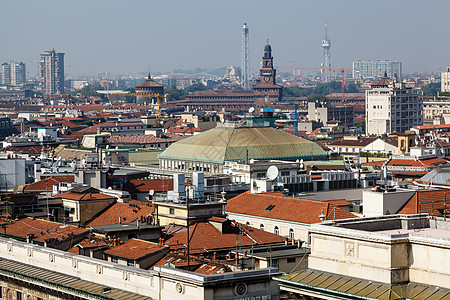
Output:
[
  {"xmin": 3, "ymin": 145, "xmax": 42, "ymax": 155},
  {"xmin": 398, "ymin": 189, "xmax": 450, "ymax": 216},
  {"xmin": 88, "ymin": 202, "xmax": 154, "ymax": 226},
  {"xmin": 4, "ymin": 218, "xmax": 89, "ymax": 243},
  {"xmin": 414, "ymin": 124, "xmax": 450, "ymax": 130},
  {"xmin": 166, "ymin": 221, "xmax": 285, "ymax": 254},
  {"xmin": 153, "ymin": 253, "xmax": 231, "ymax": 274},
  {"xmin": 108, "ymin": 134, "xmax": 185, "ymax": 145},
  {"xmin": 167, "ymin": 126, "xmax": 204, "ymax": 134},
  {"xmin": 103, "ymin": 239, "xmax": 167, "ymax": 260},
  {"xmin": 24, "ymin": 176, "xmax": 73, "ymax": 191},
  {"xmin": 387, "ymin": 157, "xmax": 449, "ymax": 168},
  {"xmin": 225, "ymin": 191, "xmax": 357, "ymax": 224},
  {"xmin": 326, "ymin": 137, "xmax": 377, "ymax": 147},
  {"xmin": 321, "ymin": 199, "xmax": 352, "ymax": 206},
  {"xmin": 58, "ymin": 191, "xmax": 116, "ymax": 201}
]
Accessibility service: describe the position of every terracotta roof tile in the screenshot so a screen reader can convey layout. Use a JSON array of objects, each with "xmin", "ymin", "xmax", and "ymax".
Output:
[
  {"xmin": 398, "ymin": 189, "xmax": 450, "ymax": 216},
  {"xmin": 4, "ymin": 218, "xmax": 89, "ymax": 243},
  {"xmin": 166, "ymin": 221, "xmax": 286, "ymax": 254},
  {"xmin": 108, "ymin": 134, "xmax": 185, "ymax": 145},
  {"xmin": 58, "ymin": 191, "xmax": 117, "ymax": 201},
  {"xmin": 104, "ymin": 239, "xmax": 168, "ymax": 260},
  {"xmin": 225, "ymin": 191, "xmax": 357, "ymax": 224},
  {"xmin": 88, "ymin": 202, "xmax": 154, "ymax": 226},
  {"xmin": 25, "ymin": 176, "xmax": 74, "ymax": 191}
]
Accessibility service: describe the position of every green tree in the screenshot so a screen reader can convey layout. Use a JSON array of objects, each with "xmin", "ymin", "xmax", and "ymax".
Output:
[
  {"xmin": 421, "ymin": 82, "xmax": 440, "ymax": 96},
  {"xmin": 165, "ymin": 86, "xmax": 187, "ymax": 100},
  {"xmin": 355, "ymin": 121, "xmax": 365, "ymax": 132},
  {"xmin": 79, "ymin": 84, "xmax": 103, "ymax": 97}
]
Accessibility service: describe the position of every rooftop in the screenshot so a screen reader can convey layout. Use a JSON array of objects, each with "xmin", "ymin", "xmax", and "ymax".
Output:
[{"xmin": 103, "ymin": 239, "xmax": 168, "ymax": 260}]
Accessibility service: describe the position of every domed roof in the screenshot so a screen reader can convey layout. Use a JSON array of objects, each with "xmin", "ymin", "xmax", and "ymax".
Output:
[
  {"xmin": 264, "ymin": 43, "xmax": 272, "ymax": 52},
  {"xmin": 159, "ymin": 125, "xmax": 327, "ymax": 163},
  {"xmin": 135, "ymin": 74, "xmax": 164, "ymax": 89}
]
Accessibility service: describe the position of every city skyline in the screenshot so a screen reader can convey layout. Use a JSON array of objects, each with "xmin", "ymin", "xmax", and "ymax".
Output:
[{"xmin": 1, "ymin": 0, "xmax": 449, "ymax": 76}]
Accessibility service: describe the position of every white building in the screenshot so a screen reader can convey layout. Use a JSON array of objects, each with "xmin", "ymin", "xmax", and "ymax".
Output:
[
  {"xmin": 1, "ymin": 62, "xmax": 26, "ymax": 87},
  {"xmin": 40, "ymin": 49, "xmax": 65, "ymax": 95},
  {"xmin": 442, "ymin": 67, "xmax": 450, "ymax": 93},
  {"xmin": 366, "ymin": 73, "xmax": 422, "ymax": 135}
]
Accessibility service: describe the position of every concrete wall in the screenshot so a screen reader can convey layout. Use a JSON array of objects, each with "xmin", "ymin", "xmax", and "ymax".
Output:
[
  {"xmin": 308, "ymin": 218, "xmax": 450, "ymax": 288},
  {"xmin": 362, "ymin": 190, "xmax": 415, "ymax": 217},
  {"xmin": 308, "ymin": 226, "xmax": 409, "ymax": 284},
  {"xmin": 227, "ymin": 212, "xmax": 310, "ymax": 244}
]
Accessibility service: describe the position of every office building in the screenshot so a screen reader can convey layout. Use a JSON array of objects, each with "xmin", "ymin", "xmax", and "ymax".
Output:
[
  {"xmin": 39, "ymin": 49, "xmax": 65, "ymax": 95},
  {"xmin": 353, "ymin": 60, "xmax": 402, "ymax": 80},
  {"xmin": 441, "ymin": 67, "xmax": 450, "ymax": 93},
  {"xmin": 1, "ymin": 62, "xmax": 26, "ymax": 87},
  {"xmin": 366, "ymin": 72, "xmax": 422, "ymax": 135}
]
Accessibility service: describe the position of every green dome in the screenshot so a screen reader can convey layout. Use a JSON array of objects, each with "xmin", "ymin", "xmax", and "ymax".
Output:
[{"xmin": 159, "ymin": 125, "xmax": 327, "ymax": 163}]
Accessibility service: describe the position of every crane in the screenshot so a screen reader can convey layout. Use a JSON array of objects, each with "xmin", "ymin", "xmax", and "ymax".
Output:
[
  {"xmin": 294, "ymin": 99, "xmax": 299, "ymax": 137},
  {"xmin": 276, "ymin": 66, "xmax": 359, "ymax": 102}
]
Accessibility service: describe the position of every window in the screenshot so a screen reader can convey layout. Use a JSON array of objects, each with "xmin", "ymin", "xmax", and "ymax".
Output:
[
  {"xmin": 260, "ymin": 224, "xmax": 265, "ymax": 231},
  {"xmin": 269, "ymin": 259, "xmax": 278, "ymax": 268},
  {"xmin": 169, "ymin": 208, "xmax": 175, "ymax": 215},
  {"xmin": 264, "ymin": 205, "xmax": 276, "ymax": 212},
  {"xmin": 274, "ymin": 226, "xmax": 280, "ymax": 235},
  {"xmin": 287, "ymin": 258, "xmax": 296, "ymax": 263},
  {"xmin": 281, "ymin": 171, "xmax": 290, "ymax": 177},
  {"xmin": 289, "ymin": 228, "xmax": 295, "ymax": 239},
  {"xmin": 127, "ymin": 259, "xmax": 135, "ymax": 267},
  {"xmin": 16, "ymin": 291, "xmax": 22, "ymax": 300},
  {"xmin": 111, "ymin": 257, "xmax": 118, "ymax": 263}
]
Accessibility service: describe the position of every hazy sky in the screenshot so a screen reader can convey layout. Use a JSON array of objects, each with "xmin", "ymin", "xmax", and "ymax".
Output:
[{"xmin": 1, "ymin": 0, "xmax": 449, "ymax": 77}]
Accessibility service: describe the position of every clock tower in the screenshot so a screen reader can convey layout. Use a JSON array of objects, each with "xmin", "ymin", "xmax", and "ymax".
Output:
[
  {"xmin": 253, "ymin": 41, "xmax": 283, "ymax": 109},
  {"xmin": 259, "ymin": 42, "xmax": 276, "ymax": 85}
]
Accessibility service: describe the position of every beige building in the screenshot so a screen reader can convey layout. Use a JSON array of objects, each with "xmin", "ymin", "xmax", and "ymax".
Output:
[
  {"xmin": 277, "ymin": 214, "xmax": 450, "ymax": 298},
  {"xmin": 442, "ymin": 67, "xmax": 450, "ymax": 93},
  {"xmin": 366, "ymin": 73, "xmax": 422, "ymax": 135},
  {"xmin": 0, "ymin": 236, "xmax": 280, "ymax": 299}
]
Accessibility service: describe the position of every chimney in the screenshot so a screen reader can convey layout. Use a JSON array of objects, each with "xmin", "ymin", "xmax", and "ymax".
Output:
[{"xmin": 119, "ymin": 216, "xmax": 122, "ymax": 224}]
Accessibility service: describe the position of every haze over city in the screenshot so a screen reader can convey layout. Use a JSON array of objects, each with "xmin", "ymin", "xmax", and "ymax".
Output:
[{"xmin": 1, "ymin": 0, "xmax": 449, "ymax": 76}]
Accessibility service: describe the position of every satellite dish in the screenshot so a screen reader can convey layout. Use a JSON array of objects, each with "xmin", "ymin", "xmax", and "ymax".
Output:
[
  {"xmin": 149, "ymin": 190, "xmax": 155, "ymax": 196},
  {"xmin": 248, "ymin": 107, "xmax": 255, "ymax": 114},
  {"xmin": 266, "ymin": 166, "xmax": 279, "ymax": 181}
]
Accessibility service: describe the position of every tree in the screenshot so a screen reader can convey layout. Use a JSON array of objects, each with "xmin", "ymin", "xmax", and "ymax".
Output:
[
  {"xmin": 79, "ymin": 84, "xmax": 103, "ymax": 97},
  {"xmin": 165, "ymin": 86, "xmax": 187, "ymax": 100},
  {"xmin": 421, "ymin": 82, "xmax": 440, "ymax": 97},
  {"xmin": 355, "ymin": 121, "xmax": 365, "ymax": 132}
]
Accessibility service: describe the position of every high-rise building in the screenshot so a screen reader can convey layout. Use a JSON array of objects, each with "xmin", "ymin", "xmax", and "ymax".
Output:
[
  {"xmin": 353, "ymin": 60, "xmax": 402, "ymax": 80},
  {"xmin": 40, "ymin": 49, "xmax": 65, "ymax": 95},
  {"xmin": 1, "ymin": 62, "xmax": 26, "ymax": 87},
  {"xmin": 441, "ymin": 67, "xmax": 450, "ymax": 93},
  {"xmin": 366, "ymin": 72, "xmax": 422, "ymax": 135}
]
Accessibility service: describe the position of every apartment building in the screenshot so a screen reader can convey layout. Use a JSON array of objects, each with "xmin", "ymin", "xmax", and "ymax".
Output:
[
  {"xmin": 40, "ymin": 49, "xmax": 65, "ymax": 95},
  {"xmin": 366, "ymin": 73, "xmax": 422, "ymax": 135}
]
